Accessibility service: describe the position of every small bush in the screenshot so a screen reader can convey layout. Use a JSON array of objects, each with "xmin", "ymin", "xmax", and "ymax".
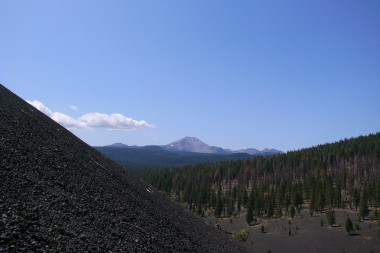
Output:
[
  {"xmin": 233, "ymin": 227, "xmax": 250, "ymax": 242},
  {"xmin": 346, "ymin": 217, "xmax": 354, "ymax": 234},
  {"xmin": 261, "ymin": 225, "xmax": 265, "ymax": 233},
  {"xmin": 320, "ymin": 219, "xmax": 323, "ymax": 226},
  {"xmin": 326, "ymin": 210, "xmax": 336, "ymax": 226},
  {"xmin": 354, "ymin": 224, "xmax": 360, "ymax": 230}
]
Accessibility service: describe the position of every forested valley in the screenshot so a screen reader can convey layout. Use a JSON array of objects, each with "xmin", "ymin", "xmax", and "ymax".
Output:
[{"xmin": 141, "ymin": 133, "xmax": 380, "ymax": 223}]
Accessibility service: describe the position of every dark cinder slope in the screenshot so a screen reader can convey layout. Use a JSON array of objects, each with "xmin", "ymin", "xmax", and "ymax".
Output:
[{"xmin": 0, "ymin": 84, "xmax": 245, "ymax": 252}]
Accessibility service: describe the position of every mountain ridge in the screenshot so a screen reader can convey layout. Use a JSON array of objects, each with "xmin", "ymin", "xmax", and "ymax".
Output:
[
  {"xmin": 104, "ymin": 136, "xmax": 283, "ymax": 155},
  {"xmin": 94, "ymin": 145, "xmax": 253, "ymax": 173}
]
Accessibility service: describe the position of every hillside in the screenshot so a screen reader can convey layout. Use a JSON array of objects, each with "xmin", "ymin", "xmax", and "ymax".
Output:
[
  {"xmin": 142, "ymin": 133, "xmax": 380, "ymax": 219},
  {"xmin": 95, "ymin": 145, "xmax": 253, "ymax": 173},
  {"xmin": 0, "ymin": 84, "xmax": 245, "ymax": 252},
  {"xmin": 141, "ymin": 133, "xmax": 380, "ymax": 252}
]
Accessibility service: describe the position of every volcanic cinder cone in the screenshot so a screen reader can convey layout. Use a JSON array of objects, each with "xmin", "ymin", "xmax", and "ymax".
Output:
[{"xmin": 0, "ymin": 84, "xmax": 244, "ymax": 252}]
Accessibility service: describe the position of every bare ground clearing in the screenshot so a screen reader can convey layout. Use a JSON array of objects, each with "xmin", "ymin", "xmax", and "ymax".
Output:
[{"xmin": 203, "ymin": 209, "xmax": 380, "ymax": 253}]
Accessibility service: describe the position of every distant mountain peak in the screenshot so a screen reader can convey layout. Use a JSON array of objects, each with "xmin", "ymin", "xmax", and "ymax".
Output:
[
  {"xmin": 109, "ymin": 142, "xmax": 129, "ymax": 148},
  {"xmin": 178, "ymin": 136, "xmax": 202, "ymax": 142},
  {"xmin": 161, "ymin": 137, "xmax": 229, "ymax": 154}
]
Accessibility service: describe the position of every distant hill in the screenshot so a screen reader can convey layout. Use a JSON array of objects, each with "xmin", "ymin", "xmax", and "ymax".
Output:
[
  {"xmin": 94, "ymin": 145, "xmax": 253, "ymax": 173},
  {"xmin": 107, "ymin": 142, "xmax": 140, "ymax": 148},
  {"xmin": 0, "ymin": 84, "xmax": 244, "ymax": 252},
  {"xmin": 234, "ymin": 148, "xmax": 283, "ymax": 155}
]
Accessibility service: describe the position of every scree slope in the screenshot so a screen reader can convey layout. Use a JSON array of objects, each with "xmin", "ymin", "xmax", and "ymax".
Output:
[{"xmin": 0, "ymin": 84, "xmax": 244, "ymax": 252}]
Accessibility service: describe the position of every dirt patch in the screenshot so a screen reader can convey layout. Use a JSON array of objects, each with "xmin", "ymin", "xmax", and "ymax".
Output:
[{"xmin": 204, "ymin": 209, "xmax": 380, "ymax": 253}]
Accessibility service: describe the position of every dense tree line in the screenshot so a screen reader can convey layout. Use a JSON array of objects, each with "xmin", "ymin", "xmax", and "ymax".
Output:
[{"xmin": 141, "ymin": 133, "xmax": 380, "ymax": 221}]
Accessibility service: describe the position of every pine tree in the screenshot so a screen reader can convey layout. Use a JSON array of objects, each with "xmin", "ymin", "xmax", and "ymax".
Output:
[
  {"xmin": 214, "ymin": 185, "xmax": 223, "ymax": 218},
  {"xmin": 326, "ymin": 209, "xmax": 336, "ymax": 226},
  {"xmin": 210, "ymin": 189, "xmax": 216, "ymax": 209},
  {"xmin": 334, "ymin": 183, "xmax": 341, "ymax": 208},
  {"xmin": 266, "ymin": 196, "xmax": 274, "ymax": 218},
  {"xmin": 242, "ymin": 188, "xmax": 248, "ymax": 207},
  {"xmin": 359, "ymin": 193, "xmax": 369, "ymax": 220},
  {"xmin": 346, "ymin": 217, "xmax": 353, "ymax": 235},
  {"xmin": 351, "ymin": 188, "xmax": 360, "ymax": 211},
  {"xmin": 246, "ymin": 189, "xmax": 254, "ymax": 224},
  {"xmin": 237, "ymin": 192, "xmax": 242, "ymax": 211},
  {"xmin": 325, "ymin": 177, "xmax": 334, "ymax": 207},
  {"xmin": 375, "ymin": 180, "xmax": 380, "ymax": 209},
  {"xmin": 290, "ymin": 205, "xmax": 295, "ymax": 218},
  {"xmin": 276, "ymin": 203, "xmax": 282, "ymax": 218}
]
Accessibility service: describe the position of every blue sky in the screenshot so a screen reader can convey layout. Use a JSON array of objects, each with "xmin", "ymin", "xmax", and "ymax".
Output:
[{"xmin": 1, "ymin": 1, "xmax": 379, "ymax": 152}]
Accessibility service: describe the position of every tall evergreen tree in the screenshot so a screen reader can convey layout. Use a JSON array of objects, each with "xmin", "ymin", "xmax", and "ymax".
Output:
[
  {"xmin": 359, "ymin": 192, "xmax": 369, "ymax": 220},
  {"xmin": 246, "ymin": 189, "xmax": 254, "ymax": 224},
  {"xmin": 351, "ymin": 188, "xmax": 360, "ymax": 211},
  {"xmin": 214, "ymin": 185, "xmax": 223, "ymax": 218}
]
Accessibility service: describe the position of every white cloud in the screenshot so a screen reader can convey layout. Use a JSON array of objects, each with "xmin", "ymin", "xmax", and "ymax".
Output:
[
  {"xmin": 79, "ymin": 113, "xmax": 154, "ymax": 131},
  {"xmin": 27, "ymin": 100, "xmax": 53, "ymax": 116},
  {"xmin": 27, "ymin": 100, "xmax": 154, "ymax": 131},
  {"xmin": 69, "ymin": 105, "xmax": 79, "ymax": 111},
  {"xmin": 51, "ymin": 112, "xmax": 88, "ymax": 130}
]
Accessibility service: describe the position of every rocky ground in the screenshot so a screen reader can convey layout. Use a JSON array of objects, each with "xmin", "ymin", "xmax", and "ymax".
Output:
[{"xmin": 0, "ymin": 84, "xmax": 245, "ymax": 252}]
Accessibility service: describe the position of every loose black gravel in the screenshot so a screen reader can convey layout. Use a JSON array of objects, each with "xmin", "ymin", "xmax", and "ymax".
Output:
[{"xmin": 0, "ymin": 84, "xmax": 245, "ymax": 252}]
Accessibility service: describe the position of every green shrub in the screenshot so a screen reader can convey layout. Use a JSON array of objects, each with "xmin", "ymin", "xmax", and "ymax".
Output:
[
  {"xmin": 233, "ymin": 227, "xmax": 250, "ymax": 242},
  {"xmin": 354, "ymin": 224, "xmax": 360, "ymax": 230},
  {"xmin": 326, "ymin": 210, "xmax": 336, "ymax": 226},
  {"xmin": 261, "ymin": 225, "xmax": 265, "ymax": 233},
  {"xmin": 346, "ymin": 217, "xmax": 353, "ymax": 234}
]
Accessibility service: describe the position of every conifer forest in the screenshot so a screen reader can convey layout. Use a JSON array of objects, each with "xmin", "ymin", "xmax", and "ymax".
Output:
[{"xmin": 141, "ymin": 133, "xmax": 380, "ymax": 222}]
